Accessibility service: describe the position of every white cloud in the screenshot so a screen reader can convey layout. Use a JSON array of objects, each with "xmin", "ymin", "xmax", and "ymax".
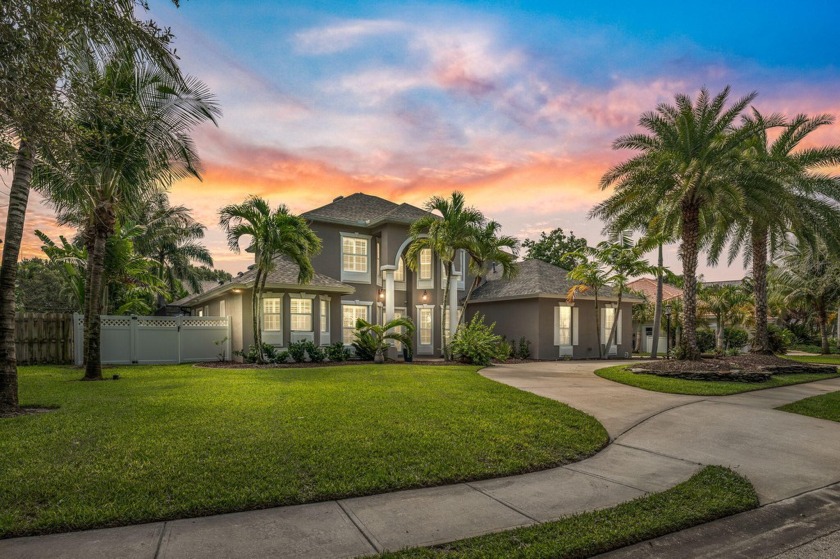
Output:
[{"xmin": 293, "ymin": 19, "xmax": 406, "ymax": 54}]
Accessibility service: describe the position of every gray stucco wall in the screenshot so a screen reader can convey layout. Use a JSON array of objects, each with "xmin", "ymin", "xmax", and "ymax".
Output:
[{"xmin": 468, "ymin": 297, "xmax": 635, "ymax": 360}]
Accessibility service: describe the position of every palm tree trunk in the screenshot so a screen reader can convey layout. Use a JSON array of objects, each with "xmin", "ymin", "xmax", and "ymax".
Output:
[
  {"xmin": 635, "ymin": 323, "xmax": 643, "ymax": 353},
  {"xmin": 457, "ymin": 275, "xmax": 482, "ymax": 326},
  {"xmin": 441, "ymin": 260, "xmax": 453, "ymax": 360},
  {"xmin": 819, "ymin": 306, "xmax": 830, "ymax": 355},
  {"xmin": 0, "ymin": 140, "xmax": 35, "ymax": 412},
  {"xmin": 650, "ymin": 243, "xmax": 664, "ymax": 359},
  {"xmin": 750, "ymin": 225, "xmax": 771, "ymax": 354},
  {"xmin": 594, "ymin": 292, "xmax": 603, "ymax": 359},
  {"xmin": 604, "ymin": 294, "xmax": 622, "ymax": 358},
  {"xmin": 251, "ymin": 268, "xmax": 263, "ymax": 362},
  {"xmin": 83, "ymin": 204, "xmax": 115, "ymax": 380},
  {"xmin": 680, "ymin": 201, "xmax": 701, "ymax": 360},
  {"xmin": 715, "ymin": 312, "xmax": 725, "ymax": 353}
]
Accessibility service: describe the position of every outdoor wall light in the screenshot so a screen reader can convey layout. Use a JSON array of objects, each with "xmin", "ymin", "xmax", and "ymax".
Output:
[
  {"xmin": 232, "ymin": 289, "xmax": 241, "ymax": 293},
  {"xmin": 378, "ymin": 289, "xmax": 385, "ymax": 300},
  {"xmin": 422, "ymin": 290, "xmax": 429, "ymax": 302}
]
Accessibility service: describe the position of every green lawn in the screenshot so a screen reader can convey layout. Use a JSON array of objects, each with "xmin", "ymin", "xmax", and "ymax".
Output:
[
  {"xmin": 778, "ymin": 391, "xmax": 840, "ymax": 422},
  {"xmin": 596, "ymin": 365, "xmax": 839, "ymax": 396},
  {"xmin": 785, "ymin": 355, "xmax": 840, "ymax": 365},
  {"xmin": 381, "ymin": 466, "xmax": 757, "ymax": 559},
  {"xmin": 0, "ymin": 364, "xmax": 607, "ymax": 538}
]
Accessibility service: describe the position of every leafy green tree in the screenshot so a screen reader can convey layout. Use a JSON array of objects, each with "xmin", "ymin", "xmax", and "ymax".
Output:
[
  {"xmin": 219, "ymin": 196, "xmax": 321, "ymax": 363},
  {"xmin": 698, "ymin": 284, "xmax": 752, "ymax": 353},
  {"xmin": 0, "ymin": 0, "xmax": 181, "ymax": 412},
  {"xmin": 37, "ymin": 50, "xmax": 219, "ymax": 381},
  {"xmin": 522, "ymin": 228, "xmax": 587, "ymax": 270},
  {"xmin": 353, "ymin": 317, "xmax": 415, "ymax": 364},
  {"xmin": 459, "ymin": 220, "xmax": 519, "ymax": 324},
  {"xmin": 407, "ymin": 192, "xmax": 484, "ymax": 359},
  {"xmin": 566, "ymin": 260, "xmax": 611, "ymax": 358},
  {"xmin": 771, "ymin": 241, "xmax": 840, "ymax": 354},
  {"xmin": 594, "ymin": 87, "xmax": 759, "ymax": 360},
  {"xmin": 130, "ymin": 192, "xmax": 214, "ymax": 302},
  {"xmin": 707, "ymin": 111, "xmax": 840, "ymax": 354},
  {"xmin": 14, "ymin": 259, "xmax": 78, "ymax": 313}
]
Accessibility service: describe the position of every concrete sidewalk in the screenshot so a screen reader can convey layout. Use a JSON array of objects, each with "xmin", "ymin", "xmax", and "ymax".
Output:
[{"xmin": 2, "ymin": 361, "xmax": 840, "ymax": 558}]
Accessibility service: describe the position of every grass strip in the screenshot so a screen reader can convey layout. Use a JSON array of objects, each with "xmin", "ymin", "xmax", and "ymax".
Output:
[
  {"xmin": 778, "ymin": 391, "xmax": 840, "ymax": 422},
  {"xmin": 381, "ymin": 466, "xmax": 757, "ymax": 559},
  {"xmin": 596, "ymin": 365, "xmax": 838, "ymax": 396}
]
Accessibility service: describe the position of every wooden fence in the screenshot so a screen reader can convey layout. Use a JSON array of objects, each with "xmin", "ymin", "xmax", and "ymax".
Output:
[{"xmin": 15, "ymin": 312, "xmax": 76, "ymax": 365}]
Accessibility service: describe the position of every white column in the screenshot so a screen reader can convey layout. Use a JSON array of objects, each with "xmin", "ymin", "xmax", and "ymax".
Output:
[
  {"xmin": 449, "ymin": 271, "xmax": 461, "ymax": 341},
  {"xmin": 381, "ymin": 265, "xmax": 397, "ymax": 323}
]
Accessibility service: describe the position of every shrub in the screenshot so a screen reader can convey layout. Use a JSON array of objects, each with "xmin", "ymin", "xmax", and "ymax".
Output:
[
  {"xmin": 288, "ymin": 340, "xmax": 325, "ymax": 363},
  {"xmin": 451, "ymin": 313, "xmax": 504, "ymax": 366},
  {"xmin": 326, "ymin": 341, "xmax": 351, "ymax": 362},
  {"xmin": 275, "ymin": 350, "xmax": 292, "ymax": 363},
  {"xmin": 351, "ymin": 330, "xmax": 379, "ymax": 360},
  {"xmin": 515, "ymin": 337, "xmax": 532, "ymax": 359},
  {"xmin": 696, "ymin": 329, "xmax": 716, "ymax": 353},
  {"xmin": 767, "ymin": 324, "xmax": 793, "ymax": 354},
  {"xmin": 724, "ymin": 327, "xmax": 749, "ymax": 350},
  {"xmin": 235, "ymin": 343, "xmax": 280, "ymax": 363},
  {"xmin": 496, "ymin": 338, "xmax": 512, "ymax": 361}
]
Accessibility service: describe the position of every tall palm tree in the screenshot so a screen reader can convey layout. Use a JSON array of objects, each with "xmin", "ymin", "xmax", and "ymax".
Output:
[
  {"xmin": 130, "ymin": 192, "xmax": 214, "ymax": 301},
  {"xmin": 707, "ymin": 111, "xmax": 840, "ymax": 354},
  {"xmin": 219, "ymin": 196, "xmax": 321, "ymax": 363},
  {"xmin": 37, "ymin": 50, "xmax": 219, "ymax": 381},
  {"xmin": 593, "ymin": 87, "xmax": 760, "ymax": 360},
  {"xmin": 458, "ymin": 220, "xmax": 519, "ymax": 324},
  {"xmin": 772, "ymin": 241, "xmax": 840, "ymax": 354},
  {"xmin": 406, "ymin": 192, "xmax": 484, "ymax": 359},
  {"xmin": 0, "ymin": 0, "xmax": 182, "ymax": 412}
]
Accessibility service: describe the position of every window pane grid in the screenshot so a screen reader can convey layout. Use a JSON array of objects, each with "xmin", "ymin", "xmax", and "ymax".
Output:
[
  {"xmin": 290, "ymin": 298, "xmax": 312, "ymax": 332},
  {"xmin": 559, "ymin": 307, "xmax": 571, "ymax": 346},
  {"xmin": 419, "ymin": 249, "xmax": 432, "ymax": 280},
  {"xmin": 419, "ymin": 308, "xmax": 432, "ymax": 345},
  {"xmin": 320, "ymin": 300, "xmax": 329, "ymax": 333},
  {"xmin": 263, "ymin": 298, "xmax": 281, "ymax": 332},
  {"xmin": 343, "ymin": 305, "xmax": 368, "ymax": 344},
  {"xmin": 342, "ymin": 238, "xmax": 368, "ymax": 273}
]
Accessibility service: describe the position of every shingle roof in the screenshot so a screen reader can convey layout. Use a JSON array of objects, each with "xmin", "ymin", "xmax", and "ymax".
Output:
[
  {"xmin": 472, "ymin": 260, "xmax": 574, "ymax": 301},
  {"xmin": 626, "ymin": 277, "xmax": 683, "ymax": 302},
  {"xmin": 175, "ymin": 253, "xmax": 354, "ymax": 307},
  {"xmin": 301, "ymin": 193, "xmax": 430, "ymax": 226},
  {"xmin": 471, "ymin": 259, "xmax": 642, "ymax": 302}
]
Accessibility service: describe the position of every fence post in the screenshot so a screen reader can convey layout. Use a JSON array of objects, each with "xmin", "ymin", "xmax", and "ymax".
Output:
[
  {"xmin": 73, "ymin": 313, "xmax": 83, "ymax": 365},
  {"xmin": 176, "ymin": 315, "xmax": 183, "ymax": 364},
  {"xmin": 130, "ymin": 315, "xmax": 139, "ymax": 364},
  {"xmin": 226, "ymin": 316, "xmax": 232, "ymax": 361}
]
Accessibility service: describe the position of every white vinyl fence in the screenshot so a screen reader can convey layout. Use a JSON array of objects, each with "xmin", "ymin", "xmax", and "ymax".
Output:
[{"xmin": 73, "ymin": 314, "xmax": 231, "ymax": 366}]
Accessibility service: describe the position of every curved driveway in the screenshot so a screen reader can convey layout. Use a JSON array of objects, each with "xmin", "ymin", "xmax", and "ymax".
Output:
[{"xmin": 483, "ymin": 360, "xmax": 840, "ymax": 504}]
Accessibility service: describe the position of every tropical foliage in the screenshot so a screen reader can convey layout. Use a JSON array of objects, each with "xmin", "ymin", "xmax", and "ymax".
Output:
[
  {"xmin": 219, "ymin": 196, "xmax": 321, "ymax": 363},
  {"xmin": 522, "ymin": 228, "xmax": 588, "ymax": 271},
  {"xmin": 352, "ymin": 317, "xmax": 415, "ymax": 363},
  {"xmin": 451, "ymin": 313, "xmax": 506, "ymax": 366}
]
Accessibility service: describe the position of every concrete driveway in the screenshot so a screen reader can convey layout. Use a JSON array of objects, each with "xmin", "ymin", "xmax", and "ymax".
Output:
[{"xmin": 484, "ymin": 361, "xmax": 840, "ymax": 504}]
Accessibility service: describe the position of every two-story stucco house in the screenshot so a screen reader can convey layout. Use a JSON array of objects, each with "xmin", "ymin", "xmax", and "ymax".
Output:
[{"xmin": 174, "ymin": 193, "xmax": 470, "ymax": 358}]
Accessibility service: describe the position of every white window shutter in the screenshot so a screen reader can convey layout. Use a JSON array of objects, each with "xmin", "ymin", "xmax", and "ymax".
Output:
[
  {"xmin": 553, "ymin": 307, "xmax": 560, "ymax": 345},
  {"xmin": 572, "ymin": 307, "xmax": 579, "ymax": 345}
]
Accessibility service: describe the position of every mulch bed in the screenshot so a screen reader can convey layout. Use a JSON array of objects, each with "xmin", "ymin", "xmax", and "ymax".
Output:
[
  {"xmin": 630, "ymin": 354, "xmax": 836, "ymax": 383},
  {"xmin": 196, "ymin": 358, "xmax": 540, "ymax": 369}
]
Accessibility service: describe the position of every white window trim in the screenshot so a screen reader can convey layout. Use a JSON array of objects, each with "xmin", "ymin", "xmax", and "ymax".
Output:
[
  {"xmin": 393, "ymin": 306, "xmax": 407, "ymax": 351},
  {"xmin": 440, "ymin": 304, "xmax": 462, "ymax": 342},
  {"xmin": 441, "ymin": 250, "xmax": 467, "ymax": 291},
  {"xmin": 289, "ymin": 294, "xmax": 315, "ymax": 333},
  {"xmin": 341, "ymin": 300, "xmax": 373, "ymax": 346},
  {"xmin": 554, "ymin": 304, "xmax": 578, "ymax": 357},
  {"xmin": 340, "ymin": 232, "xmax": 372, "ymax": 284},
  {"xmin": 262, "ymin": 295, "xmax": 284, "ymax": 345},
  {"xmin": 375, "ymin": 239, "xmax": 382, "ymax": 287},
  {"xmin": 319, "ymin": 296, "xmax": 331, "ymax": 344},
  {"xmin": 417, "ymin": 248, "xmax": 434, "ymax": 290},
  {"xmin": 601, "ymin": 306, "xmax": 621, "ymax": 355},
  {"xmin": 415, "ymin": 304, "xmax": 435, "ymax": 355}
]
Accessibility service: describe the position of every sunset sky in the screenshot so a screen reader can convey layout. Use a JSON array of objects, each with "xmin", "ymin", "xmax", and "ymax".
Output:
[{"xmin": 14, "ymin": 0, "xmax": 840, "ymax": 279}]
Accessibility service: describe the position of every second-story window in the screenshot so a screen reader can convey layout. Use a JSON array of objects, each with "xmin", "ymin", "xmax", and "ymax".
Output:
[
  {"xmin": 342, "ymin": 237, "xmax": 368, "ymax": 273},
  {"xmin": 419, "ymin": 248, "xmax": 432, "ymax": 280},
  {"xmin": 394, "ymin": 257, "xmax": 405, "ymax": 282}
]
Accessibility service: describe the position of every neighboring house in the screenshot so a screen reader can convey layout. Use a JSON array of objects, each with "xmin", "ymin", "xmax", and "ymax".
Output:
[
  {"xmin": 627, "ymin": 277, "xmax": 683, "ymax": 353},
  {"xmin": 467, "ymin": 259, "xmax": 640, "ymax": 360},
  {"xmin": 176, "ymin": 193, "xmax": 471, "ymax": 358},
  {"xmin": 159, "ymin": 281, "xmax": 223, "ymax": 316}
]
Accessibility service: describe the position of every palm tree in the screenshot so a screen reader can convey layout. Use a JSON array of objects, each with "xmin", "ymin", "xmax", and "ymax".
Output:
[
  {"xmin": 698, "ymin": 284, "xmax": 752, "ymax": 353},
  {"xmin": 458, "ymin": 220, "xmax": 519, "ymax": 325},
  {"xmin": 0, "ymin": 0, "xmax": 182, "ymax": 412},
  {"xmin": 219, "ymin": 196, "xmax": 322, "ymax": 363},
  {"xmin": 36, "ymin": 51, "xmax": 219, "ymax": 381},
  {"xmin": 707, "ymin": 111, "xmax": 840, "ymax": 354},
  {"xmin": 130, "ymin": 192, "xmax": 214, "ymax": 301},
  {"xmin": 353, "ymin": 317, "xmax": 415, "ymax": 364},
  {"xmin": 593, "ymin": 87, "xmax": 760, "ymax": 360},
  {"xmin": 772, "ymin": 241, "xmax": 840, "ymax": 354},
  {"xmin": 567, "ymin": 259, "xmax": 611, "ymax": 358},
  {"xmin": 406, "ymin": 192, "xmax": 484, "ymax": 359},
  {"xmin": 632, "ymin": 296, "xmax": 654, "ymax": 353}
]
